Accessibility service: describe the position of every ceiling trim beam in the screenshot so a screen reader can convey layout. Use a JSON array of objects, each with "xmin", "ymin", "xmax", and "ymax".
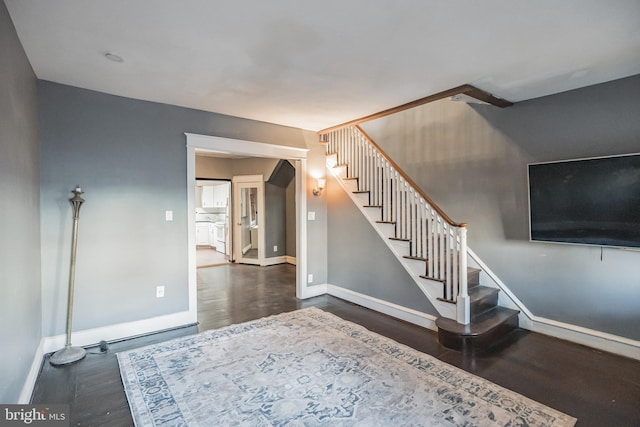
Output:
[{"xmin": 318, "ymin": 84, "xmax": 512, "ymax": 134}]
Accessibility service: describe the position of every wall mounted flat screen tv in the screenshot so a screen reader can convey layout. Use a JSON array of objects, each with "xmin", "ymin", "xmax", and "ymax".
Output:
[{"xmin": 528, "ymin": 153, "xmax": 640, "ymax": 249}]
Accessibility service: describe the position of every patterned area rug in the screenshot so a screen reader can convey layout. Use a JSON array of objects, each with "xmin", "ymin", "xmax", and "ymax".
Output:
[{"xmin": 118, "ymin": 308, "xmax": 576, "ymax": 426}]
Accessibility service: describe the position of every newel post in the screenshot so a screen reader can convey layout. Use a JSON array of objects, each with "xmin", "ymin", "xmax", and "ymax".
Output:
[{"xmin": 456, "ymin": 225, "xmax": 470, "ymax": 325}]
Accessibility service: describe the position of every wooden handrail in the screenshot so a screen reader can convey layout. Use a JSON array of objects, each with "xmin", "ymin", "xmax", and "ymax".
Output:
[
  {"xmin": 355, "ymin": 125, "xmax": 467, "ymax": 228},
  {"xmin": 318, "ymin": 84, "xmax": 512, "ymax": 134}
]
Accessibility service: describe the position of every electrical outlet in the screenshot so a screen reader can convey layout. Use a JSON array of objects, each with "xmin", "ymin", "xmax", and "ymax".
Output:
[
  {"xmin": 307, "ymin": 274, "xmax": 313, "ymax": 283},
  {"xmin": 165, "ymin": 210, "xmax": 173, "ymax": 221},
  {"xmin": 156, "ymin": 285, "xmax": 165, "ymax": 298},
  {"xmin": 273, "ymin": 245, "xmax": 278, "ymax": 252}
]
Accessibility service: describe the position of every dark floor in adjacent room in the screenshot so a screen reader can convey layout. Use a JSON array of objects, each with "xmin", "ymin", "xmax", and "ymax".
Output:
[{"xmin": 31, "ymin": 263, "xmax": 640, "ymax": 426}]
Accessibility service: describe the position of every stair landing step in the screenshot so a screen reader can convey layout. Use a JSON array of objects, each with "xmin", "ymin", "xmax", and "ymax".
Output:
[{"xmin": 436, "ymin": 307, "xmax": 519, "ymax": 337}]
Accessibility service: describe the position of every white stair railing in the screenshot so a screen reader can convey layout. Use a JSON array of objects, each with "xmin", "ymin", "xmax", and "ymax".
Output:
[{"xmin": 322, "ymin": 126, "xmax": 470, "ymax": 324}]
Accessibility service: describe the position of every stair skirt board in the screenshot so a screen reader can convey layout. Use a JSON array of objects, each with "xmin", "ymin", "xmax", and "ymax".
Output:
[{"xmin": 326, "ymin": 284, "xmax": 438, "ymax": 331}]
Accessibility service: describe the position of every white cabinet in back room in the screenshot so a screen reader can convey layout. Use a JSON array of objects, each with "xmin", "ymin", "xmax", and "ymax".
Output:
[
  {"xmin": 212, "ymin": 184, "xmax": 228, "ymax": 207},
  {"xmin": 201, "ymin": 184, "xmax": 228, "ymax": 208},
  {"xmin": 196, "ymin": 223, "xmax": 210, "ymax": 245},
  {"xmin": 201, "ymin": 186, "xmax": 214, "ymax": 208}
]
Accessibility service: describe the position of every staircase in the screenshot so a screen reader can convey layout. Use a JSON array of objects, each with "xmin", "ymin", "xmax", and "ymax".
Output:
[{"xmin": 321, "ymin": 126, "xmax": 520, "ymax": 352}]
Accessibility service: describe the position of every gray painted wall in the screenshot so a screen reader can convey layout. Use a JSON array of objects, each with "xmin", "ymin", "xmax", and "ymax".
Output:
[
  {"xmin": 327, "ymin": 175, "xmax": 439, "ymax": 315},
  {"xmin": 265, "ymin": 182, "xmax": 286, "ymax": 257},
  {"xmin": 286, "ymin": 178, "xmax": 296, "ymax": 257},
  {"xmin": 361, "ymin": 75, "xmax": 640, "ymax": 340},
  {"xmin": 0, "ymin": 0, "xmax": 41, "ymax": 402},
  {"xmin": 305, "ymin": 132, "xmax": 329, "ymax": 286},
  {"xmin": 39, "ymin": 81, "xmax": 325, "ymax": 337}
]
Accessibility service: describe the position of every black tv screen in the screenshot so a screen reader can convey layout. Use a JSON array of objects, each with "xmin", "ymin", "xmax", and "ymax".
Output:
[{"xmin": 528, "ymin": 153, "xmax": 640, "ymax": 248}]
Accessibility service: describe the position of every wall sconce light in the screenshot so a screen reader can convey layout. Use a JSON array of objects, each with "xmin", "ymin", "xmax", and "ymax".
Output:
[{"xmin": 313, "ymin": 178, "xmax": 326, "ymax": 196}]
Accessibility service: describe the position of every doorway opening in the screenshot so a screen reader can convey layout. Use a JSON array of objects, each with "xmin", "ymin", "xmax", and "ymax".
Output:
[{"xmin": 186, "ymin": 133, "xmax": 310, "ymax": 324}]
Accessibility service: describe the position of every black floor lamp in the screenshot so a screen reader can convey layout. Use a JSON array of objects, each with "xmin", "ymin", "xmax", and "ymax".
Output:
[{"xmin": 50, "ymin": 185, "xmax": 87, "ymax": 366}]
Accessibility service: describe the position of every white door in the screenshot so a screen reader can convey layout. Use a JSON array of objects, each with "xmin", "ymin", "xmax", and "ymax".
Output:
[{"xmin": 232, "ymin": 175, "xmax": 264, "ymax": 265}]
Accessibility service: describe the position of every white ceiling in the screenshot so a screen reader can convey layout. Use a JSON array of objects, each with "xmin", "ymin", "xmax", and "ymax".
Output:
[{"xmin": 6, "ymin": 0, "xmax": 640, "ymax": 131}]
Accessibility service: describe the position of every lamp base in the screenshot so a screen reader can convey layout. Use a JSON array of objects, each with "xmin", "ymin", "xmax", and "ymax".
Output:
[{"xmin": 49, "ymin": 346, "xmax": 86, "ymax": 366}]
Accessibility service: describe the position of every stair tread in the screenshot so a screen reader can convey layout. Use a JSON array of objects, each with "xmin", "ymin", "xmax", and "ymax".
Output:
[
  {"xmin": 404, "ymin": 255, "xmax": 427, "ymax": 261},
  {"xmin": 352, "ymin": 190, "xmax": 369, "ymax": 194},
  {"xmin": 389, "ymin": 237, "xmax": 410, "ymax": 242},
  {"xmin": 420, "ymin": 275, "xmax": 445, "ymax": 283},
  {"xmin": 436, "ymin": 307, "xmax": 519, "ymax": 337}
]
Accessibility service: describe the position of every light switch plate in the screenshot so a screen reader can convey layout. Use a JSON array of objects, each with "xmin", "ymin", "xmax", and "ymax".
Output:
[
  {"xmin": 165, "ymin": 210, "xmax": 173, "ymax": 221},
  {"xmin": 308, "ymin": 211, "xmax": 316, "ymax": 221}
]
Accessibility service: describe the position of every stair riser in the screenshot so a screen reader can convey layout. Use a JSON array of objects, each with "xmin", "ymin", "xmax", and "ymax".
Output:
[
  {"xmin": 342, "ymin": 180, "xmax": 358, "ymax": 192},
  {"xmin": 352, "ymin": 192, "xmax": 370, "ymax": 206},
  {"xmin": 470, "ymin": 292, "xmax": 499, "ymax": 318},
  {"xmin": 333, "ymin": 165, "xmax": 347, "ymax": 179},
  {"xmin": 468, "ymin": 269, "xmax": 480, "ymax": 288}
]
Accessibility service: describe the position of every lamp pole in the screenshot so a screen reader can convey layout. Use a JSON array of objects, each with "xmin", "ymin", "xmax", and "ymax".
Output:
[{"xmin": 50, "ymin": 185, "xmax": 87, "ymax": 365}]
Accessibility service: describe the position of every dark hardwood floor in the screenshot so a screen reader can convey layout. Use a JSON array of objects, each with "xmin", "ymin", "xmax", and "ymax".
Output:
[{"xmin": 32, "ymin": 263, "xmax": 640, "ymax": 426}]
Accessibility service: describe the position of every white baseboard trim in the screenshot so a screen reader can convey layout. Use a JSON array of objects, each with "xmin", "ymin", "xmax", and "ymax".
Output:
[
  {"xmin": 263, "ymin": 256, "xmax": 288, "ymax": 266},
  {"xmin": 300, "ymin": 283, "xmax": 328, "ymax": 299},
  {"xmin": 22, "ymin": 311, "xmax": 197, "ymax": 404},
  {"xmin": 42, "ymin": 310, "xmax": 197, "ymax": 355},
  {"xmin": 529, "ymin": 316, "xmax": 640, "ymax": 361},
  {"xmin": 327, "ymin": 285, "xmax": 438, "ymax": 331},
  {"xmin": 18, "ymin": 338, "xmax": 46, "ymax": 404},
  {"xmin": 286, "ymin": 256, "xmax": 297, "ymax": 265}
]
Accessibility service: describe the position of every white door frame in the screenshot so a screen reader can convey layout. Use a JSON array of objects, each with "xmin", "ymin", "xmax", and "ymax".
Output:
[
  {"xmin": 232, "ymin": 175, "xmax": 265, "ymax": 265},
  {"xmin": 185, "ymin": 133, "xmax": 310, "ymax": 322}
]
